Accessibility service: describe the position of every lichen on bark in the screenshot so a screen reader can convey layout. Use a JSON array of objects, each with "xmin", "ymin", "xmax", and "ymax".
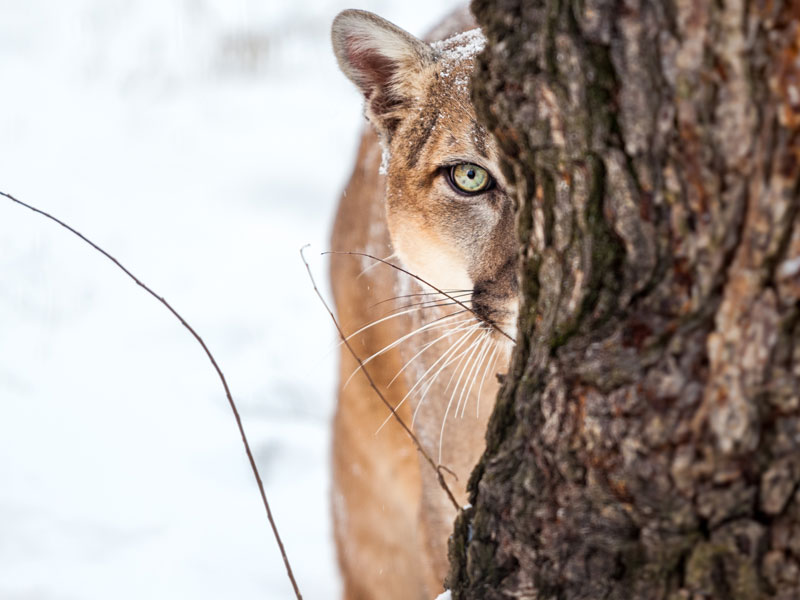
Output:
[{"xmin": 447, "ymin": 0, "xmax": 800, "ymax": 598}]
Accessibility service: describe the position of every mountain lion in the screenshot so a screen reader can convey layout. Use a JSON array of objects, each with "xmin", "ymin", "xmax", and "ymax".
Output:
[{"xmin": 329, "ymin": 8, "xmax": 518, "ymax": 599}]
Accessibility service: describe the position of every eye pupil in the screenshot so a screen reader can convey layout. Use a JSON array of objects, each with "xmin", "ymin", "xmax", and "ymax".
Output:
[{"xmin": 449, "ymin": 163, "xmax": 491, "ymax": 194}]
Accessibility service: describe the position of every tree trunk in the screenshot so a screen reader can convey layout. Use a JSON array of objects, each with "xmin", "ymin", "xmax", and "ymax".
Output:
[{"xmin": 447, "ymin": 1, "xmax": 800, "ymax": 598}]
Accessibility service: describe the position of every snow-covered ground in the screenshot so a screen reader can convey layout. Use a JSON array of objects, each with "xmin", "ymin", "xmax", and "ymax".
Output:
[{"xmin": 0, "ymin": 1, "xmax": 462, "ymax": 598}]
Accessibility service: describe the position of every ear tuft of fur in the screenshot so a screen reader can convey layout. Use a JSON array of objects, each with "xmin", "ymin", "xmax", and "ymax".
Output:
[{"xmin": 332, "ymin": 10, "xmax": 434, "ymax": 135}]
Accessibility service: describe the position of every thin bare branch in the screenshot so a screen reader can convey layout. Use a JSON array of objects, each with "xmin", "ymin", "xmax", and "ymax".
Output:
[
  {"xmin": 301, "ymin": 246, "xmax": 460, "ymax": 511},
  {"xmin": 1, "ymin": 189, "xmax": 303, "ymax": 600}
]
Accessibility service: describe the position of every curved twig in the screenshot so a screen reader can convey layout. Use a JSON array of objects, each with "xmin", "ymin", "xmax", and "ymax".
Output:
[
  {"xmin": 1, "ymin": 190, "xmax": 303, "ymax": 600},
  {"xmin": 301, "ymin": 247, "xmax": 460, "ymax": 511}
]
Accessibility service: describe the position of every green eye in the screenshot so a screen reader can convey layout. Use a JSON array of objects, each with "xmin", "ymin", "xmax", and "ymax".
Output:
[{"xmin": 449, "ymin": 163, "xmax": 491, "ymax": 194}]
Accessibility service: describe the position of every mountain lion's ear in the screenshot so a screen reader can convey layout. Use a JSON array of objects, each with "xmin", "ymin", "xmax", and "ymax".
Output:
[{"xmin": 332, "ymin": 10, "xmax": 436, "ymax": 138}]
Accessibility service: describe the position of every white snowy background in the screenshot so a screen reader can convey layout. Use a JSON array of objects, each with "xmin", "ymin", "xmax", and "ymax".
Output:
[{"xmin": 0, "ymin": 1, "xmax": 462, "ymax": 598}]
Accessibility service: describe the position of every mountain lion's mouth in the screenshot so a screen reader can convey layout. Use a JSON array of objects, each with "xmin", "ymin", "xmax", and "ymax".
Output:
[{"xmin": 469, "ymin": 287, "xmax": 518, "ymax": 344}]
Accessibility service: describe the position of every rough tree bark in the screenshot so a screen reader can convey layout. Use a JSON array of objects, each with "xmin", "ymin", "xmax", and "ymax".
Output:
[{"xmin": 447, "ymin": 1, "xmax": 800, "ymax": 598}]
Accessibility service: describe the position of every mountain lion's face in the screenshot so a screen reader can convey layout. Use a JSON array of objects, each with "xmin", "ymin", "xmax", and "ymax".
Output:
[{"xmin": 333, "ymin": 9, "xmax": 518, "ymax": 344}]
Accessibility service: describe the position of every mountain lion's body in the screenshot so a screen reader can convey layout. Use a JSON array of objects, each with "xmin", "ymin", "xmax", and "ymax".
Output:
[{"xmin": 329, "ymin": 9, "xmax": 518, "ymax": 599}]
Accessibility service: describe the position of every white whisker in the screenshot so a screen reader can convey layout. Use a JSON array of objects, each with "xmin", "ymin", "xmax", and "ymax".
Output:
[
  {"xmin": 387, "ymin": 320, "xmax": 476, "ymax": 387},
  {"xmin": 343, "ymin": 311, "xmax": 469, "ymax": 389},
  {"xmin": 356, "ymin": 252, "xmax": 397, "ymax": 279},
  {"xmin": 459, "ymin": 331, "xmax": 493, "ymax": 419},
  {"xmin": 400, "ymin": 324, "xmax": 479, "ymax": 403},
  {"xmin": 369, "ymin": 289, "xmax": 472, "ymax": 311},
  {"xmin": 410, "ymin": 329, "xmax": 481, "ymax": 429},
  {"xmin": 342, "ymin": 304, "xmax": 453, "ymax": 346},
  {"xmin": 476, "ymin": 342, "xmax": 502, "ymax": 418},
  {"xmin": 339, "ymin": 308, "xmax": 422, "ymax": 350},
  {"xmin": 453, "ymin": 330, "xmax": 490, "ymax": 421},
  {"xmin": 438, "ymin": 329, "xmax": 486, "ymax": 464},
  {"xmin": 376, "ymin": 324, "xmax": 479, "ymax": 434},
  {"xmin": 386, "ymin": 296, "xmax": 472, "ymax": 315},
  {"xmin": 440, "ymin": 329, "xmax": 480, "ymax": 397}
]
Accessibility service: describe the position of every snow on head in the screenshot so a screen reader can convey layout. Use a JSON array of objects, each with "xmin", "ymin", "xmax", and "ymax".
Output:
[
  {"xmin": 431, "ymin": 28, "xmax": 486, "ymax": 61},
  {"xmin": 379, "ymin": 144, "xmax": 391, "ymax": 176},
  {"xmin": 430, "ymin": 28, "xmax": 485, "ymax": 82}
]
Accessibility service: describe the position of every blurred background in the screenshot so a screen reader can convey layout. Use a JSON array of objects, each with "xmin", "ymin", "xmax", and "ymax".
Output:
[{"xmin": 0, "ymin": 1, "xmax": 462, "ymax": 598}]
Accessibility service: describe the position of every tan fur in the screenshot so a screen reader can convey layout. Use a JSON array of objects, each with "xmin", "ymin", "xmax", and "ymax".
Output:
[{"xmin": 330, "ymin": 9, "xmax": 518, "ymax": 599}]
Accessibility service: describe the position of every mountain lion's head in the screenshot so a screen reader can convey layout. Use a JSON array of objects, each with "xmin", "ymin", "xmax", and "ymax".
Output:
[{"xmin": 332, "ymin": 9, "xmax": 518, "ymax": 344}]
